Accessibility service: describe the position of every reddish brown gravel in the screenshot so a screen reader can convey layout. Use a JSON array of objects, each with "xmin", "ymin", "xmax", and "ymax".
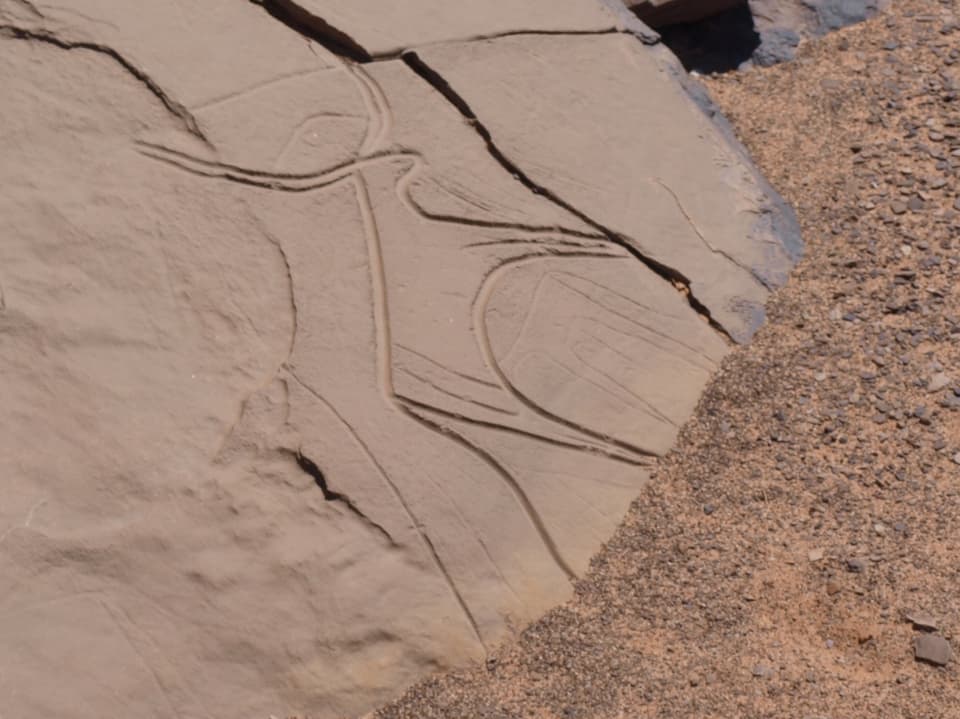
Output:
[{"xmin": 363, "ymin": 2, "xmax": 960, "ymax": 716}]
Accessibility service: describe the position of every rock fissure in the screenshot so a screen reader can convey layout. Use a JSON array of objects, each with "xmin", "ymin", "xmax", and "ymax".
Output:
[
  {"xmin": 0, "ymin": 24, "xmax": 207, "ymax": 143},
  {"xmin": 4, "ymin": 0, "xmax": 44, "ymax": 19},
  {"xmin": 284, "ymin": 368, "xmax": 488, "ymax": 652},
  {"xmin": 364, "ymin": 28, "xmax": 640, "ymax": 61},
  {"xmin": 289, "ymin": 449, "xmax": 396, "ymax": 545},
  {"xmin": 401, "ymin": 50, "xmax": 736, "ymax": 344},
  {"xmin": 251, "ymin": 0, "xmax": 657, "ymax": 62},
  {"xmin": 654, "ymin": 177, "xmax": 773, "ymax": 290},
  {"xmin": 249, "ymin": 0, "xmax": 372, "ymax": 62},
  {"xmin": 242, "ymin": 0, "xmax": 736, "ymax": 341}
]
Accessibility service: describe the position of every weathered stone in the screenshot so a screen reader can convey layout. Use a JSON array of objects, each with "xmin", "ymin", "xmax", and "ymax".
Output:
[
  {"xmin": 418, "ymin": 34, "xmax": 800, "ymax": 342},
  {"xmin": 624, "ymin": 0, "xmax": 890, "ymax": 66},
  {"xmin": 754, "ymin": 28, "xmax": 802, "ymax": 66},
  {"xmin": 846, "ymin": 557, "xmax": 867, "ymax": 573},
  {"xmin": 273, "ymin": 0, "xmax": 621, "ymax": 55},
  {"xmin": 905, "ymin": 612, "xmax": 939, "ymax": 632},
  {"xmin": 629, "ymin": 0, "xmax": 742, "ymax": 27},
  {"xmin": 0, "ymin": 1, "xmax": 799, "ymax": 718},
  {"xmin": 914, "ymin": 635, "xmax": 953, "ymax": 666}
]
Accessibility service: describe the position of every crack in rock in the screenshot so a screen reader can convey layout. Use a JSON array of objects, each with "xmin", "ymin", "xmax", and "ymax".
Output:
[
  {"xmin": 287, "ymin": 449, "xmax": 396, "ymax": 546},
  {"xmin": 250, "ymin": 0, "xmax": 659, "ymax": 60},
  {"xmin": 0, "ymin": 24, "xmax": 207, "ymax": 143},
  {"xmin": 249, "ymin": 0, "xmax": 372, "ymax": 62},
  {"xmin": 400, "ymin": 50, "xmax": 736, "ymax": 343},
  {"xmin": 3, "ymin": 0, "xmax": 44, "ymax": 20},
  {"xmin": 654, "ymin": 177, "xmax": 774, "ymax": 291},
  {"xmin": 243, "ymin": 0, "xmax": 734, "ymax": 340}
]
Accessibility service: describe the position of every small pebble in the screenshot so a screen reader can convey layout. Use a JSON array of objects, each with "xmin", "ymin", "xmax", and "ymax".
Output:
[
  {"xmin": 846, "ymin": 557, "xmax": 867, "ymax": 573},
  {"xmin": 905, "ymin": 612, "xmax": 938, "ymax": 631}
]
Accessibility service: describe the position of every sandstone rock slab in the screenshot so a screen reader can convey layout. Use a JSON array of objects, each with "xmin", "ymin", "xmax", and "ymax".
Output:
[
  {"xmin": 0, "ymin": 2, "xmax": 799, "ymax": 717},
  {"xmin": 417, "ymin": 33, "xmax": 800, "ymax": 341},
  {"xmin": 261, "ymin": 0, "xmax": 621, "ymax": 56},
  {"xmin": 629, "ymin": 0, "xmax": 742, "ymax": 26}
]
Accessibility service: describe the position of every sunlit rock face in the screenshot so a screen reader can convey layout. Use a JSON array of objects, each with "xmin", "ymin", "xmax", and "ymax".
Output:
[{"xmin": 0, "ymin": 1, "xmax": 799, "ymax": 717}]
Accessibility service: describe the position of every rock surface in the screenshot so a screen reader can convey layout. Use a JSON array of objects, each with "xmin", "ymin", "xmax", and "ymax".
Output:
[
  {"xmin": 376, "ymin": 3, "xmax": 960, "ymax": 717},
  {"xmin": 628, "ymin": 0, "xmax": 742, "ymax": 26},
  {"xmin": 0, "ymin": 1, "xmax": 797, "ymax": 717},
  {"xmin": 627, "ymin": 0, "xmax": 891, "ymax": 65},
  {"xmin": 750, "ymin": 0, "xmax": 891, "ymax": 65},
  {"xmin": 914, "ymin": 635, "xmax": 952, "ymax": 666}
]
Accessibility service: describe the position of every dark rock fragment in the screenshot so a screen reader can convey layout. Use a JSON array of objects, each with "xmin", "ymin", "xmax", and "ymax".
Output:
[{"xmin": 914, "ymin": 634, "xmax": 952, "ymax": 666}]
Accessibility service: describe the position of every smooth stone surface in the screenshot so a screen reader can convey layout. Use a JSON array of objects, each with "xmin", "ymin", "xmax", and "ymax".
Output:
[
  {"xmin": 0, "ymin": 1, "xmax": 799, "ymax": 717},
  {"xmin": 914, "ymin": 634, "xmax": 953, "ymax": 666}
]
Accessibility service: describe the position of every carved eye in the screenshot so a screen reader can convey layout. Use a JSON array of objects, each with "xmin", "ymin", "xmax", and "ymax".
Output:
[
  {"xmin": 278, "ymin": 112, "xmax": 369, "ymax": 172},
  {"xmin": 187, "ymin": 67, "xmax": 371, "ymax": 174}
]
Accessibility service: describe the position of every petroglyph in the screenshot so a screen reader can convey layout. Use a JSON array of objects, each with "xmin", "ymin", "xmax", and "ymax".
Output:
[{"xmin": 0, "ymin": 2, "xmax": 799, "ymax": 718}]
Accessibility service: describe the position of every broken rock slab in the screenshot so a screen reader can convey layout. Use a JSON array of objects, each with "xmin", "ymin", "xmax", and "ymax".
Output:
[
  {"xmin": 0, "ymin": 1, "xmax": 799, "ymax": 718},
  {"xmin": 253, "ymin": 0, "xmax": 621, "ymax": 57},
  {"xmin": 626, "ymin": 0, "xmax": 891, "ymax": 65},
  {"xmin": 629, "ymin": 0, "xmax": 743, "ymax": 26},
  {"xmin": 750, "ymin": 0, "xmax": 891, "ymax": 64}
]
